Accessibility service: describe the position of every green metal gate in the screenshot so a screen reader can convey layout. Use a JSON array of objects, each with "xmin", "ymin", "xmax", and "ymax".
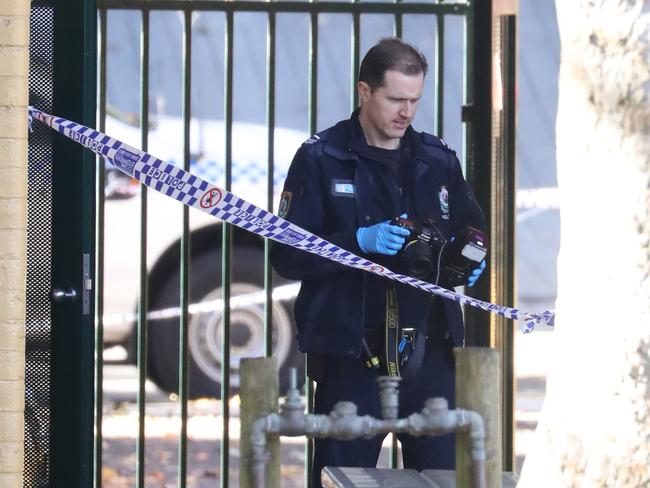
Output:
[{"xmin": 26, "ymin": 0, "xmax": 518, "ymax": 486}]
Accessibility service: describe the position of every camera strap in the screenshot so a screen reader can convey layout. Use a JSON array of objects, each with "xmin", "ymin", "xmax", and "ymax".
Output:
[
  {"xmin": 384, "ymin": 287, "xmax": 427, "ymax": 379},
  {"xmin": 384, "ymin": 287, "xmax": 400, "ymax": 377}
]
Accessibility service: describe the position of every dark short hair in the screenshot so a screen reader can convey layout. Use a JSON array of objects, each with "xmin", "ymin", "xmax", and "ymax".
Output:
[{"xmin": 358, "ymin": 37, "xmax": 428, "ymax": 91}]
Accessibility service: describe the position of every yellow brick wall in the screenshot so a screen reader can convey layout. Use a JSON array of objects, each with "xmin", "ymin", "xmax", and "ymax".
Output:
[{"xmin": 0, "ymin": 1, "xmax": 30, "ymax": 487}]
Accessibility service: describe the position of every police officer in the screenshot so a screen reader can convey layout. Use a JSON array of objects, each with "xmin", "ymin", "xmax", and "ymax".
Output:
[{"xmin": 271, "ymin": 38, "xmax": 486, "ymax": 486}]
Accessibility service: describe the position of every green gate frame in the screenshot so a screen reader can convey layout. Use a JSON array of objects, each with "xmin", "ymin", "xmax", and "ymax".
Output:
[
  {"xmin": 48, "ymin": 0, "xmax": 97, "ymax": 487},
  {"xmin": 45, "ymin": 0, "xmax": 518, "ymax": 486}
]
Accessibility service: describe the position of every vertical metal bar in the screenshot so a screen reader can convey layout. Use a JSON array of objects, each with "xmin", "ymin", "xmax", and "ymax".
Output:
[
  {"xmin": 305, "ymin": 6, "xmax": 319, "ymax": 486},
  {"xmin": 264, "ymin": 9, "xmax": 277, "ymax": 358},
  {"xmin": 435, "ymin": 12, "xmax": 444, "ymax": 138},
  {"xmin": 221, "ymin": 9, "xmax": 235, "ymax": 488},
  {"xmin": 351, "ymin": 3, "xmax": 360, "ymax": 111},
  {"xmin": 393, "ymin": 0, "xmax": 402, "ymax": 38},
  {"xmin": 94, "ymin": 8, "xmax": 107, "ymax": 488},
  {"xmin": 389, "ymin": 1, "xmax": 403, "ymax": 469},
  {"xmin": 496, "ymin": 14, "xmax": 517, "ymax": 472},
  {"xmin": 309, "ymin": 11, "xmax": 318, "ymax": 134},
  {"xmin": 462, "ymin": 0, "xmax": 494, "ymax": 347},
  {"xmin": 463, "ymin": 0, "xmax": 474, "ymax": 158},
  {"xmin": 388, "ymin": 29, "xmax": 402, "ymax": 469},
  {"xmin": 305, "ymin": 353, "xmax": 314, "ymax": 487},
  {"xmin": 388, "ymin": 435, "xmax": 399, "ymax": 469},
  {"xmin": 136, "ymin": 8, "xmax": 150, "ymax": 488},
  {"xmin": 178, "ymin": 8, "xmax": 192, "ymax": 488}
]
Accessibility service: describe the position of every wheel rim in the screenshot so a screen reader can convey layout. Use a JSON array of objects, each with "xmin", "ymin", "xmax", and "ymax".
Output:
[{"xmin": 188, "ymin": 282, "xmax": 293, "ymax": 388}]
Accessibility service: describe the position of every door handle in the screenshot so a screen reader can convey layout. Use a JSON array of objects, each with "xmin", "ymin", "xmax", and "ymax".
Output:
[{"xmin": 50, "ymin": 288, "xmax": 78, "ymax": 304}]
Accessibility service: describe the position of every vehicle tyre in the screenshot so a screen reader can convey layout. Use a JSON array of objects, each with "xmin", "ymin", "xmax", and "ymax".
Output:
[{"xmin": 147, "ymin": 247, "xmax": 303, "ymax": 398}]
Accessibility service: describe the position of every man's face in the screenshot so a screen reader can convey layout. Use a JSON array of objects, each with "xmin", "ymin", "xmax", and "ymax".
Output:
[{"xmin": 358, "ymin": 69, "xmax": 424, "ymax": 149}]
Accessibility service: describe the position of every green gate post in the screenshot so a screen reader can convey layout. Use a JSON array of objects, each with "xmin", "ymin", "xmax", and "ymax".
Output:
[
  {"xmin": 463, "ymin": 0, "xmax": 493, "ymax": 348},
  {"xmin": 463, "ymin": 0, "xmax": 518, "ymax": 473},
  {"xmin": 49, "ymin": 0, "xmax": 97, "ymax": 486},
  {"xmin": 493, "ymin": 7, "xmax": 518, "ymax": 472}
]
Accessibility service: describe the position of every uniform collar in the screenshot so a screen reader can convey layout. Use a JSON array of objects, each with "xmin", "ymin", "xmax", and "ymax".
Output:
[
  {"xmin": 347, "ymin": 109, "xmax": 430, "ymax": 162},
  {"xmin": 347, "ymin": 109, "xmax": 409, "ymax": 156},
  {"xmin": 346, "ymin": 109, "xmax": 367, "ymax": 153},
  {"xmin": 322, "ymin": 111, "xmax": 431, "ymax": 164}
]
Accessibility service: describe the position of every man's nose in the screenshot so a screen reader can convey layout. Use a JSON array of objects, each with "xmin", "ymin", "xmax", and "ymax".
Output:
[{"xmin": 400, "ymin": 101, "xmax": 415, "ymax": 118}]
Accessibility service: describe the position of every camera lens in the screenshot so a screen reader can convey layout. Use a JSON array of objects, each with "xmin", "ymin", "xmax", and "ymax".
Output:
[
  {"xmin": 403, "ymin": 240, "xmax": 434, "ymax": 279},
  {"xmin": 409, "ymin": 257, "xmax": 433, "ymax": 279}
]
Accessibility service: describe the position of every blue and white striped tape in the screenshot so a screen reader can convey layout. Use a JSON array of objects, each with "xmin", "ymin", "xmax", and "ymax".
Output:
[{"xmin": 28, "ymin": 106, "xmax": 554, "ymax": 332}]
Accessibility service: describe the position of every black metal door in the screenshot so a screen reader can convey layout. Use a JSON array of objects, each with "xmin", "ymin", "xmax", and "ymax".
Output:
[{"xmin": 25, "ymin": 1, "xmax": 97, "ymax": 487}]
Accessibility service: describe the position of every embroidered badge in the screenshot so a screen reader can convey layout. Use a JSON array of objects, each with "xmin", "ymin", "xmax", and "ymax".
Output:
[
  {"xmin": 438, "ymin": 186, "xmax": 450, "ymax": 219},
  {"xmin": 278, "ymin": 191, "xmax": 292, "ymax": 218}
]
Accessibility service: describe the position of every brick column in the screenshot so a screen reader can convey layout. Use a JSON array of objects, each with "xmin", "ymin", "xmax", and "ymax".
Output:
[{"xmin": 0, "ymin": 2, "xmax": 30, "ymax": 487}]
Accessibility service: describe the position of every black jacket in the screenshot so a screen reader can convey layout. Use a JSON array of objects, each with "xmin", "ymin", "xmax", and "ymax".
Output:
[{"xmin": 270, "ymin": 114, "xmax": 485, "ymax": 357}]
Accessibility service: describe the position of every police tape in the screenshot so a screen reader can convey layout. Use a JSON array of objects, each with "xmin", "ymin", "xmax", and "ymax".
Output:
[{"xmin": 28, "ymin": 106, "xmax": 555, "ymax": 332}]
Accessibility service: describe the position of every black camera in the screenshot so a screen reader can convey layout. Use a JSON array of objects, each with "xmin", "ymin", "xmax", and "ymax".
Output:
[{"xmin": 390, "ymin": 217, "xmax": 487, "ymax": 286}]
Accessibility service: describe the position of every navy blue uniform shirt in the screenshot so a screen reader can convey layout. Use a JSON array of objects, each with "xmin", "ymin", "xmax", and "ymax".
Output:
[{"xmin": 270, "ymin": 112, "xmax": 485, "ymax": 357}]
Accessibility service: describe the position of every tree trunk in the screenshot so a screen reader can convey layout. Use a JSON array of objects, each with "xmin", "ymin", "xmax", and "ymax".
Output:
[{"xmin": 518, "ymin": 1, "xmax": 650, "ymax": 486}]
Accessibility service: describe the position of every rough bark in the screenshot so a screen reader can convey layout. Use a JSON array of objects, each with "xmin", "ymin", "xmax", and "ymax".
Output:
[{"xmin": 518, "ymin": 1, "xmax": 650, "ymax": 487}]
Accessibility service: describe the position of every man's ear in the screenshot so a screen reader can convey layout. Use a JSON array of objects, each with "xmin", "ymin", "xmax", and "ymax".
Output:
[{"xmin": 357, "ymin": 81, "xmax": 371, "ymax": 103}]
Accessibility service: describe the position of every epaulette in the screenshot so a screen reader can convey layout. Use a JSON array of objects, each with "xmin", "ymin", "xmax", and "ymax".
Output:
[
  {"xmin": 421, "ymin": 132, "xmax": 457, "ymax": 156},
  {"xmin": 302, "ymin": 127, "xmax": 330, "ymax": 146}
]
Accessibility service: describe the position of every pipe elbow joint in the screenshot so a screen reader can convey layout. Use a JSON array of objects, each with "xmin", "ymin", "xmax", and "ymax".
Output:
[
  {"xmin": 463, "ymin": 410, "xmax": 486, "ymax": 461},
  {"xmin": 251, "ymin": 415, "xmax": 276, "ymax": 468}
]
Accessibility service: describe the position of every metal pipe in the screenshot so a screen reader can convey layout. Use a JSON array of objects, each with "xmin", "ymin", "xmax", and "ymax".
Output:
[
  {"xmin": 376, "ymin": 376, "xmax": 401, "ymax": 420},
  {"xmin": 250, "ymin": 371, "xmax": 487, "ymax": 488}
]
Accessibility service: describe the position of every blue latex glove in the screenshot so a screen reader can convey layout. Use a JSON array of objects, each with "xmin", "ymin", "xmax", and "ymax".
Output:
[
  {"xmin": 467, "ymin": 260, "xmax": 486, "ymax": 287},
  {"xmin": 356, "ymin": 215, "xmax": 411, "ymax": 255}
]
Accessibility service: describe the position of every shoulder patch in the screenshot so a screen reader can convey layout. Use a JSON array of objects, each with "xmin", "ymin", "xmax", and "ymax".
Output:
[{"xmin": 278, "ymin": 191, "xmax": 292, "ymax": 218}]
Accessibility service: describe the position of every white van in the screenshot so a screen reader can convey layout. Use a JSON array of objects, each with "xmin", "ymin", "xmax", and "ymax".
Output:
[{"xmin": 102, "ymin": 113, "xmax": 307, "ymax": 398}]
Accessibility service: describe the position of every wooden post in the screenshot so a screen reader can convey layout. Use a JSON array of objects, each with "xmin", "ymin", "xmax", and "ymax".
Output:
[
  {"xmin": 240, "ymin": 357, "xmax": 281, "ymax": 488},
  {"xmin": 455, "ymin": 347, "xmax": 501, "ymax": 488}
]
